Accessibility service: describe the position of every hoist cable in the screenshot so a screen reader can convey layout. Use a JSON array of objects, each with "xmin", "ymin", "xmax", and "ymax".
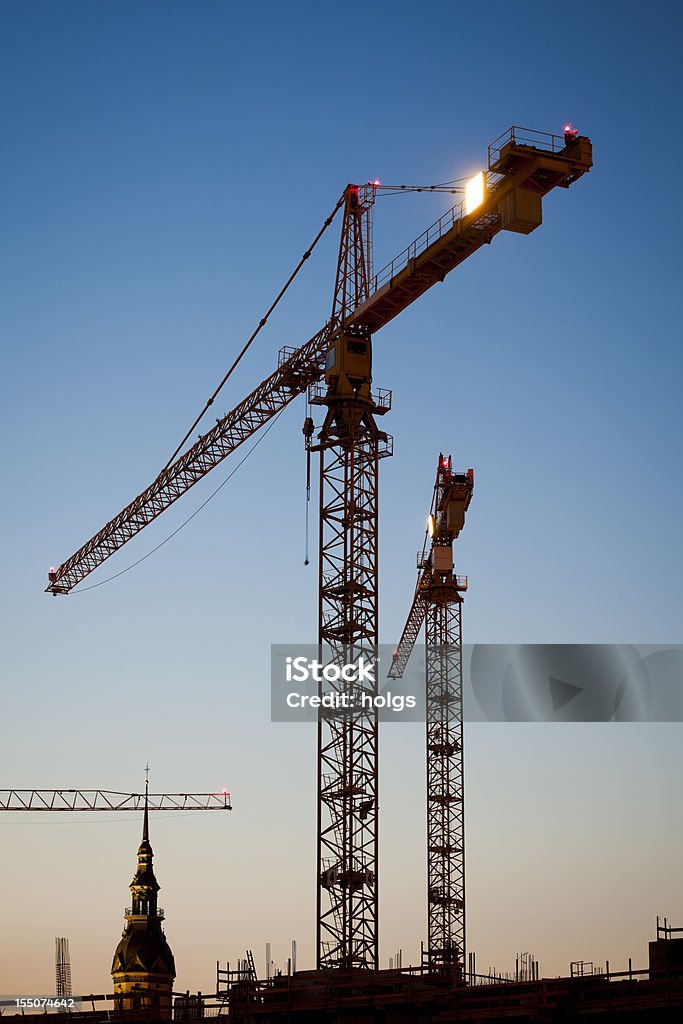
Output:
[
  {"xmin": 71, "ymin": 408, "xmax": 286, "ymax": 594},
  {"xmin": 161, "ymin": 192, "xmax": 346, "ymax": 471}
]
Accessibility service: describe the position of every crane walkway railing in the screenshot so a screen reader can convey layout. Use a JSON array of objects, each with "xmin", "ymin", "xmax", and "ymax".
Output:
[
  {"xmin": 369, "ymin": 126, "xmax": 573, "ymax": 296},
  {"xmin": 370, "ymin": 196, "xmax": 468, "ymax": 293},
  {"xmin": 488, "ymin": 125, "xmax": 573, "ymax": 165}
]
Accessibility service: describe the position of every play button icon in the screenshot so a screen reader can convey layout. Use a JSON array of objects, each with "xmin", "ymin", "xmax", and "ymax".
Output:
[
  {"xmin": 468, "ymin": 644, "xmax": 653, "ymax": 721},
  {"xmin": 548, "ymin": 675, "xmax": 583, "ymax": 712}
]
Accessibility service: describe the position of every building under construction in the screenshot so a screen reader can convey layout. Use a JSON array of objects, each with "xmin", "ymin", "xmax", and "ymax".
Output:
[
  {"xmin": 217, "ymin": 926, "xmax": 683, "ymax": 1023},
  {"xmin": 4, "ymin": 924, "xmax": 683, "ymax": 1021}
]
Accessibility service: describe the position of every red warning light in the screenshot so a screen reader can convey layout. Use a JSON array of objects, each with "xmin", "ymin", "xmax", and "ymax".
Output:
[{"xmin": 563, "ymin": 123, "xmax": 578, "ymax": 138}]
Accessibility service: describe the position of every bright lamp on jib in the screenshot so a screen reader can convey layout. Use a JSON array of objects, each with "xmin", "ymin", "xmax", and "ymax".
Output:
[{"xmin": 465, "ymin": 171, "xmax": 485, "ymax": 215}]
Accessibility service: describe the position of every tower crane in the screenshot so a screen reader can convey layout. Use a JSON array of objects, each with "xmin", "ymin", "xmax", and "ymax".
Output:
[
  {"xmin": 0, "ymin": 789, "xmax": 232, "ymax": 811},
  {"xmin": 388, "ymin": 454, "xmax": 473, "ymax": 977},
  {"xmin": 44, "ymin": 126, "xmax": 592, "ymax": 972}
]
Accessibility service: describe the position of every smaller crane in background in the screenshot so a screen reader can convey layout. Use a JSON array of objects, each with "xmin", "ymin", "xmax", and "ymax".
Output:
[
  {"xmin": 0, "ymin": 789, "xmax": 232, "ymax": 811},
  {"xmin": 389, "ymin": 454, "xmax": 473, "ymax": 976}
]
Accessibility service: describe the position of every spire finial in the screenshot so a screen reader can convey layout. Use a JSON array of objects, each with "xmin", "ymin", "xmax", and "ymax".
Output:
[{"xmin": 142, "ymin": 763, "xmax": 150, "ymax": 843}]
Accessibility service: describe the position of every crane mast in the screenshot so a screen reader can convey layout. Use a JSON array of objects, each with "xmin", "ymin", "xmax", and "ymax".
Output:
[
  {"xmin": 308, "ymin": 185, "xmax": 390, "ymax": 969},
  {"xmin": 389, "ymin": 455, "xmax": 473, "ymax": 975},
  {"xmin": 43, "ymin": 125, "xmax": 592, "ymax": 974}
]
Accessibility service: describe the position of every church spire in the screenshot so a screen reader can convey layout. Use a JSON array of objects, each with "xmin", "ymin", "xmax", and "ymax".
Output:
[
  {"xmin": 142, "ymin": 767, "xmax": 150, "ymax": 845},
  {"xmin": 112, "ymin": 766, "xmax": 176, "ymax": 1018},
  {"xmin": 130, "ymin": 767, "xmax": 159, "ymax": 917}
]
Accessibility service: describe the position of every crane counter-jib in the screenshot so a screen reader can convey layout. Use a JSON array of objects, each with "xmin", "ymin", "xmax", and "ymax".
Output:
[
  {"xmin": 45, "ymin": 127, "xmax": 592, "ymax": 595},
  {"xmin": 352, "ymin": 129, "xmax": 592, "ymax": 333}
]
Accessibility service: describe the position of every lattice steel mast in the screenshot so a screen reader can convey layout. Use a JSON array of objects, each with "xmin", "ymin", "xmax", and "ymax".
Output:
[
  {"xmin": 389, "ymin": 455, "xmax": 473, "ymax": 974},
  {"xmin": 308, "ymin": 185, "xmax": 391, "ymax": 969}
]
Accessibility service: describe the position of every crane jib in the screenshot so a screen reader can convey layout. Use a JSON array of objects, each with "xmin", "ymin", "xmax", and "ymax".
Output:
[
  {"xmin": 47, "ymin": 326, "xmax": 331, "ymax": 594},
  {"xmin": 0, "ymin": 790, "xmax": 232, "ymax": 811}
]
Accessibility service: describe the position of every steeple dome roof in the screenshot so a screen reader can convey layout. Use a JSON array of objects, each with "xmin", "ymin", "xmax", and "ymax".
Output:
[{"xmin": 111, "ymin": 779, "xmax": 175, "ymax": 982}]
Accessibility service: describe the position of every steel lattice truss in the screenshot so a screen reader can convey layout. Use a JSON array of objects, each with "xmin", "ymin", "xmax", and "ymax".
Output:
[
  {"xmin": 331, "ymin": 184, "xmax": 374, "ymax": 330},
  {"xmin": 389, "ymin": 454, "xmax": 471, "ymax": 973},
  {"xmin": 0, "ymin": 790, "xmax": 232, "ymax": 811},
  {"xmin": 425, "ymin": 602, "xmax": 465, "ymax": 972},
  {"xmin": 315, "ymin": 185, "xmax": 385, "ymax": 969},
  {"xmin": 388, "ymin": 571, "xmax": 429, "ymax": 680},
  {"xmin": 317, "ymin": 434, "xmax": 381, "ymax": 969},
  {"xmin": 47, "ymin": 329, "xmax": 330, "ymax": 594}
]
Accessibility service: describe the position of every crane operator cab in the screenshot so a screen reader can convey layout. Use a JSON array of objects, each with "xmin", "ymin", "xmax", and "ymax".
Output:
[{"xmin": 324, "ymin": 331, "xmax": 372, "ymax": 403}]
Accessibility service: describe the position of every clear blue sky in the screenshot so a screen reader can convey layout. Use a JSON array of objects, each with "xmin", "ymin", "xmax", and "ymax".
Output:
[{"xmin": 1, "ymin": 0, "xmax": 682, "ymax": 997}]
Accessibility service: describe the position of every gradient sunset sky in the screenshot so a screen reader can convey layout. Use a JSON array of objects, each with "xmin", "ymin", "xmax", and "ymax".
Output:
[{"xmin": 2, "ymin": 0, "xmax": 682, "ymax": 998}]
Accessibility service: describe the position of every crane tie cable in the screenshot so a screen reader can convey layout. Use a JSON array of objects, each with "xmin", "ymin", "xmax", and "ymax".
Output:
[
  {"xmin": 162, "ymin": 192, "xmax": 346, "ymax": 471},
  {"xmin": 373, "ymin": 177, "xmax": 469, "ymax": 198},
  {"xmin": 72, "ymin": 407, "xmax": 286, "ymax": 593}
]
